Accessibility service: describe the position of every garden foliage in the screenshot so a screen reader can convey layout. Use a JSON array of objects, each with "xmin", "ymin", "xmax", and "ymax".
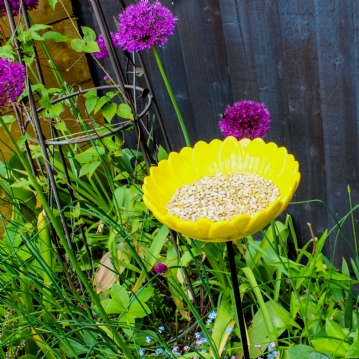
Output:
[{"xmin": 0, "ymin": 1, "xmax": 358, "ymax": 359}]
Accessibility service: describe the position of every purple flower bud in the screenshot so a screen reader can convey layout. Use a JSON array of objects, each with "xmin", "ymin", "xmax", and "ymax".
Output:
[
  {"xmin": 219, "ymin": 100, "xmax": 270, "ymax": 140},
  {"xmin": 154, "ymin": 263, "xmax": 168, "ymax": 274}
]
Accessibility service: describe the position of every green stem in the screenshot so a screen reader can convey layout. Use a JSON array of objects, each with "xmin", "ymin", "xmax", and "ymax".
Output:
[
  {"xmin": 0, "ymin": 116, "xmax": 134, "ymax": 359},
  {"xmin": 152, "ymin": 45, "xmax": 191, "ymax": 147},
  {"xmin": 242, "ymin": 267, "xmax": 276, "ymax": 343},
  {"xmin": 348, "ymin": 185, "xmax": 358, "ymax": 255}
]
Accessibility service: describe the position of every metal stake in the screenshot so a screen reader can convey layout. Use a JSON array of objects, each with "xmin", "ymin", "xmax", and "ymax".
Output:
[{"xmin": 226, "ymin": 241, "xmax": 250, "ymax": 359}]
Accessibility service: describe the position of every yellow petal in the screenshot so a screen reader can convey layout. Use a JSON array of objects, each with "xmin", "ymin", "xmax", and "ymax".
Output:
[
  {"xmin": 218, "ymin": 136, "xmax": 243, "ymax": 174},
  {"xmin": 193, "ymin": 140, "xmax": 222, "ymax": 177}
]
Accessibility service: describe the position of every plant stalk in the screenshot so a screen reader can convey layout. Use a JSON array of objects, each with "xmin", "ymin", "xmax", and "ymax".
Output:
[
  {"xmin": 242, "ymin": 267, "xmax": 276, "ymax": 343},
  {"xmin": 226, "ymin": 241, "xmax": 250, "ymax": 359},
  {"xmin": 152, "ymin": 45, "xmax": 191, "ymax": 147}
]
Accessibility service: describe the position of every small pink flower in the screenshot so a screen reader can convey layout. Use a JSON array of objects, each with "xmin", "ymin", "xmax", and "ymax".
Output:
[
  {"xmin": 196, "ymin": 340, "xmax": 202, "ymax": 346},
  {"xmin": 184, "ymin": 346, "xmax": 190, "ymax": 351}
]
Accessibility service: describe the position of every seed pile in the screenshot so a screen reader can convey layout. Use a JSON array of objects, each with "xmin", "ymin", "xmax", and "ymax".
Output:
[{"xmin": 166, "ymin": 172, "xmax": 280, "ymax": 222}]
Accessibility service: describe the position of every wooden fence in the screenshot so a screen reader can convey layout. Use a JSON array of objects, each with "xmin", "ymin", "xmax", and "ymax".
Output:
[{"xmin": 71, "ymin": 0, "xmax": 359, "ymax": 263}]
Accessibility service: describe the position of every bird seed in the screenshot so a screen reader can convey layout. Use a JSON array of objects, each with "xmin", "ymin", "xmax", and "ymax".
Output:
[{"xmin": 166, "ymin": 172, "xmax": 280, "ymax": 222}]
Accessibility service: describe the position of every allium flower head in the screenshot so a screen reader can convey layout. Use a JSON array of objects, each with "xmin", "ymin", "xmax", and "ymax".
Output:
[
  {"xmin": 219, "ymin": 100, "xmax": 270, "ymax": 140},
  {"xmin": 0, "ymin": 0, "xmax": 38, "ymax": 16},
  {"xmin": 117, "ymin": 0, "xmax": 177, "ymax": 52},
  {"xmin": 94, "ymin": 32, "xmax": 121, "ymax": 59},
  {"xmin": 153, "ymin": 262, "xmax": 168, "ymax": 274},
  {"xmin": 0, "ymin": 58, "xmax": 26, "ymax": 108}
]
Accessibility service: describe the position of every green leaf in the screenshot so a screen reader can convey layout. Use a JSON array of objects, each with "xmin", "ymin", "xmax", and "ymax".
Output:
[
  {"xmin": 211, "ymin": 299, "xmax": 235, "ymax": 356},
  {"xmin": 19, "ymin": 355, "xmax": 39, "ymax": 359},
  {"xmin": 23, "ymin": 54, "xmax": 35, "ymax": 66},
  {"xmin": 94, "ymin": 96, "xmax": 111, "ymax": 114},
  {"xmin": 42, "ymin": 31, "xmax": 69, "ymax": 42},
  {"xmin": 72, "ymin": 203, "xmax": 81, "ymax": 218},
  {"xmin": 248, "ymin": 301, "xmax": 288, "ymax": 358},
  {"xmin": 2, "ymin": 115, "xmax": 15, "ymax": 124},
  {"xmin": 0, "ymin": 45, "xmax": 15, "ymax": 60},
  {"xmin": 48, "ymin": 0, "xmax": 58, "ymax": 10},
  {"xmin": 101, "ymin": 298, "xmax": 124, "ymax": 314},
  {"xmin": 29, "ymin": 24, "xmax": 51, "ymax": 32},
  {"xmin": 54, "ymin": 120, "xmax": 66, "ymax": 131},
  {"xmin": 309, "ymin": 354, "xmax": 329, "ymax": 359},
  {"xmin": 29, "ymin": 32, "xmax": 44, "ymax": 41},
  {"xmin": 84, "ymin": 89, "xmax": 97, "ymax": 98},
  {"xmin": 85, "ymin": 95, "xmax": 98, "ymax": 114},
  {"xmin": 59, "ymin": 338, "xmax": 89, "ymax": 357},
  {"xmin": 129, "ymin": 301, "xmax": 150, "ymax": 318},
  {"xmin": 51, "ymin": 103, "xmax": 64, "ymax": 118},
  {"xmin": 117, "ymin": 103, "xmax": 133, "ymax": 120},
  {"xmin": 284, "ymin": 345, "xmax": 316, "ymax": 359},
  {"xmin": 81, "ymin": 26, "xmax": 97, "ymax": 42},
  {"xmin": 119, "ymin": 312, "xmax": 135, "ymax": 326},
  {"xmin": 136, "ymin": 287, "xmax": 154, "ymax": 303},
  {"xmin": 83, "ymin": 331, "xmax": 98, "ymax": 346},
  {"xmin": 17, "ymin": 134, "xmax": 31, "ymax": 147},
  {"xmin": 157, "ymin": 145, "xmax": 168, "ymax": 161},
  {"xmin": 102, "ymin": 137, "xmax": 122, "ymax": 153},
  {"xmin": 75, "ymin": 146, "xmax": 106, "ymax": 163},
  {"xmin": 102, "ymin": 103, "xmax": 117, "ymax": 122},
  {"xmin": 39, "ymin": 96, "xmax": 52, "ymax": 110},
  {"xmin": 79, "ymin": 161, "xmax": 101, "ymax": 178},
  {"xmin": 82, "ymin": 41, "xmax": 100, "ymax": 53},
  {"xmin": 11, "ymin": 178, "xmax": 32, "ymax": 188},
  {"xmin": 325, "ymin": 318, "xmax": 346, "ymax": 340},
  {"xmin": 111, "ymin": 284, "xmax": 129, "ymax": 309},
  {"xmin": 71, "ymin": 38, "xmax": 85, "ymax": 52},
  {"xmin": 346, "ymin": 332, "xmax": 359, "ymax": 358},
  {"xmin": 312, "ymin": 338, "xmax": 350, "ymax": 357}
]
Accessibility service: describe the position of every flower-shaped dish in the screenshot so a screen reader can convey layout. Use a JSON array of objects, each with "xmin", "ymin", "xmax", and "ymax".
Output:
[{"xmin": 142, "ymin": 137, "xmax": 300, "ymax": 242}]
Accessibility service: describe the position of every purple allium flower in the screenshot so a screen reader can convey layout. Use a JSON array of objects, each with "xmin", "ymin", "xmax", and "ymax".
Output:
[
  {"xmin": 153, "ymin": 263, "xmax": 168, "ymax": 274},
  {"xmin": 117, "ymin": 0, "xmax": 177, "ymax": 52},
  {"xmin": 94, "ymin": 33, "xmax": 121, "ymax": 59},
  {"xmin": 0, "ymin": 0, "xmax": 38, "ymax": 16},
  {"xmin": 219, "ymin": 100, "xmax": 270, "ymax": 140},
  {"xmin": 0, "ymin": 58, "xmax": 26, "ymax": 108}
]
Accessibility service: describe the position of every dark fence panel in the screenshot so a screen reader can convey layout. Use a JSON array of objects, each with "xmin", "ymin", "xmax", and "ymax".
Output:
[{"xmin": 71, "ymin": 0, "xmax": 359, "ymax": 263}]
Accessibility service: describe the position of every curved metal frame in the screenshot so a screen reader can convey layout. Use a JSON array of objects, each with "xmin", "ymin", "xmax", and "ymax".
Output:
[{"xmin": 25, "ymin": 84, "xmax": 152, "ymax": 145}]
